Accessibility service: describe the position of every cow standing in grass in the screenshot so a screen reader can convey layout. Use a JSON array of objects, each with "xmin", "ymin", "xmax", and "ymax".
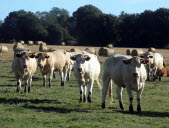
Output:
[
  {"xmin": 101, "ymin": 54, "xmax": 148, "ymax": 113},
  {"xmin": 12, "ymin": 51, "xmax": 37, "ymax": 93},
  {"xmin": 36, "ymin": 50, "xmax": 71, "ymax": 87},
  {"xmin": 142, "ymin": 52, "xmax": 164, "ymax": 81},
  {"xmin": 71, "ymin": 53, "xmax": 101, "ymax": 103}
]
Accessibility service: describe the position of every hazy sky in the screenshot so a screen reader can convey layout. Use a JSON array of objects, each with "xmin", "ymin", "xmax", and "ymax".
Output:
[{"xmin": 0, "ymin": 0, "xmax": 169, "ymax": 21}]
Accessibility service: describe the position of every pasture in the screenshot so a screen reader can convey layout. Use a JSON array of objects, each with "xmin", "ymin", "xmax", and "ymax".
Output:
[{"xmin": 0, "ymin": 44, "xmax": 169, "ymax": 128}]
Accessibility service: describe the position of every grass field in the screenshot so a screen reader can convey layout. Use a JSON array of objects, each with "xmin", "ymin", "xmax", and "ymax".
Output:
[{"xmin": 0, "ymin": 44, "xmax": 169, "ymax": 128}]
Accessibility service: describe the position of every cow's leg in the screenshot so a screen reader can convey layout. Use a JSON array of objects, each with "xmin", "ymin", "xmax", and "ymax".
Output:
[
  {"xmin": 24, "ymin": 76, "xmax": 29, "ymax": 93},
  {"xmin": 79, "ymin": 83, "xmax": 84, "ymax": 103},
  {"xmin": 153, "ymin": 67, "xmax": 158, "ymax": 81},
  {"xmin": 67, "ymin": 65, "xmax": 72, "ymax": 81},
  {"xmin": 49, "ymin": 69, "xmax": 54, "ymax": 87},
  {"xmin": 53, "ymin": 71, "xmax": 56, "ymax": 79},
  {"xmin": 116, "ymin": 86, "xmax": 124, "ymax": 110},
  {"xmin": 59, "ymin": 71, "xmax": 64, "ymax": 86},
  {"xmin": 16, "ymin": 78, "xmax": 22, "ymax": 93},
  {"xmin": 101, "ymin": 75, "xmax": 111, "ymax": 109},
  {"xmin": 83, "ymin": 85, "xmax": 87, "ymax": 103},
  {"xmin": 28, "ymin": 75, "xmax": 32, "ymax": 93},
  {"xmin": 137, "ymin": 86, "xmax": 144, "ymax": 113},
  {"xmin": 43, "ymin": 75, "xmax": 47, "ymax": 87},
  {"xmin": 87, "ymin": 79, "xmax": 94, "ymax": 103},
  {"xmin": 63, "ymin": 68, "xmax": 68, "ymax": 86},
  {"xmin": 127, "ymin": 87, "xmax": 133, "ymax": 113}
]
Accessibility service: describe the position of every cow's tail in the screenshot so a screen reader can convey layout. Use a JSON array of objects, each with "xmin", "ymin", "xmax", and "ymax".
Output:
[
  {"xmin": 109, "ymin": 79, "xmax": 113, "ymax": 104},
  {"xmin": 95, "ymin": 79, "xmax": 102, "ymax": 89}
]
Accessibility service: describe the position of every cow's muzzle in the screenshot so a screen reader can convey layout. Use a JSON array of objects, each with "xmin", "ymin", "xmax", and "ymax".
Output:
[
  {"xmin": 133, "ymin": 73, "xmax": 139, "ymax": 77},
  {"xmin": 78, "ymin": 68, "xmax": 82, "ymax": 72}
]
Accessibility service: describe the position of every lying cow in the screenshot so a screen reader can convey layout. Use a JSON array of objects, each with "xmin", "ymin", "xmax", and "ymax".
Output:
[
  {"xmin": 71, "ymin": 53, "xmax": 101, "ymax": 103},
  {"xmin": 159, "ymin": 67, "xmax": 169, "ymax": 77},
  {"xmin": 12, "ymin": 51, "xmax": 37, "ymax": 93},
  {"xmin": 36, "ymin": 50, "xmax": 70, "ymax": 87},
  {"xmin": 141, "ymin": 52, "xmax": 164, "ymax": 81},
  {"xmin": 101, "ymin": 54, "xmax": 148, "ymax": 113}
]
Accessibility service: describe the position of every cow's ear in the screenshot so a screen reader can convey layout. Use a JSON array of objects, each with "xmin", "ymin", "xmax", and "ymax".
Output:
[
  {"xmin": 123, "ymin": 59, "xmax": 131, "ymax": 64},
  {"xmin": 140, "ymin": 59, "xmax": 149, "ymax": 64},
  {"xmin": 149, "ymin": 55, "xmax": 153, "ymax": 58},
  {"xmin": 15, "ymin": 52, "xmax": 22, "ymax": 58},
  {"xmin": 85, "ymin": 56, "xmax": 91, "ymax": 61},
  {"xmin": 70, "ymin": 56, "xmax": 76, "ymax": 61},
  {"xmin": 29, "ymin": 54, "xmax": 36, "ymax": 58}
]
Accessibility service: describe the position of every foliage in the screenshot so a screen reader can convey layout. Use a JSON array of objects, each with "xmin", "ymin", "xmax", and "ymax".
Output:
[{"xmin": 1, "ymin": 6, "xmax": 169, "ymax": 47}]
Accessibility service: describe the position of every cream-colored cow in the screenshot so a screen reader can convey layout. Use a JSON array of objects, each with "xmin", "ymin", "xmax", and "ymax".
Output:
[{"xmin": 12, "ymin": 51, "xmax": 37, "ymax": 93}]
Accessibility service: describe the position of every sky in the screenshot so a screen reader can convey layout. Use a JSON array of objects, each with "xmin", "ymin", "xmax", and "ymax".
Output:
[{"xmin": 0, "ymin": 0, "xmax": 169, "ymax": 21}]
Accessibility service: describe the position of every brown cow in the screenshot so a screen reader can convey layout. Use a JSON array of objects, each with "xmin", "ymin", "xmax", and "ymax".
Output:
[
  {"xmin": 160, "ymin": 67, "xmax": 169, "ymax": 77},
  {"xmin": 36, "ymin": 50, "xmax": 71, "ymax": 87}
]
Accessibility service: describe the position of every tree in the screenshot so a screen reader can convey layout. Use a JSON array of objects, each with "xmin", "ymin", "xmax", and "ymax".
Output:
[{"xmin": 73, "ymin": 5, "xmax": 103, "ymax": 45}]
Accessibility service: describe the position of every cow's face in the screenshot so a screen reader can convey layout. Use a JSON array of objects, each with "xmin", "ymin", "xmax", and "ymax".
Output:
[
  {"xmin": 36, "ymin": 53, "xmax": 49, "ymax": 68},
  {"xmin": 123, "ymin": 57, "xmax": 148, "ymax": 78},
  {"xmin": 70, "ymin": 54, "xmax": 91, "ymax": 73},
  {"xmin": 141, "ymin": 52, "xmax": 154, "ymax": 64},
  {"xmin": 15, "ymin": 52, "xmax": 36, "ymax": 69}
]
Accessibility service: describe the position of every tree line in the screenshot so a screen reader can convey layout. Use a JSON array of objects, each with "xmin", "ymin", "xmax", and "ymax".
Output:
[{"xmin": 0, "ymin": 5, "xmax": 169, "ymax": 48}]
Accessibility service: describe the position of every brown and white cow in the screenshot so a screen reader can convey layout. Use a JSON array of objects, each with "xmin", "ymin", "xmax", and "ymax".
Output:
[
  {"xmin": 102, "ymin": 54, "xmax": 148, "ymax": 113},
  {"xmin": 36, "ymin": 50, "xmax": 71, "ymax": 87},
  {"xmin": 70, "ymin": 53, "xmax": 101, "ymax": 103},
  {"xmin": 141, "ymin": 52, "xmax": 164, "ymax": 81},
  {"xmin": 12, "ymin": 51, "xmax": 37, "ymax": 93}
]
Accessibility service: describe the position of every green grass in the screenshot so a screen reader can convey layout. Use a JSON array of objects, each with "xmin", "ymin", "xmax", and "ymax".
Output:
[{"xmin": 0, "ymin": 60, "xmax": 169, "ymax": 128}]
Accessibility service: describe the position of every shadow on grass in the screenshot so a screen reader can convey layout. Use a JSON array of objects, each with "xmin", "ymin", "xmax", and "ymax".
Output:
[
  {"xmin": 114, "ymin": 110, "xmax": 169, "ymax": 118},
  {"xmin": 0, "ymin": 97, "xmax": 89, "ymax": 114},
  {"xmin": 0, "ymin": 84, "xmax": 15, "ymax": 87},
  {"xmin": 23, "ymin": 105, "xmax": 89, "ymax": 114},
  {"xmin": 0, "ymin": 97, "xmax": 61, "ymax": 104}
]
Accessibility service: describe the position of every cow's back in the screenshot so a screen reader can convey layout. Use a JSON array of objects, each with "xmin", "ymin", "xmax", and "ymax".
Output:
[{"xmin": 51, "ymin": 50, "xmax": 70, "ymax": 71}]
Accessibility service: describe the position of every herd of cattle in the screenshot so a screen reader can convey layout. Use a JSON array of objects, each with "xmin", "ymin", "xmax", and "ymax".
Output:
[{"xmin": 10, "ymin": 45, "xmax": 168, "ymax": 113}]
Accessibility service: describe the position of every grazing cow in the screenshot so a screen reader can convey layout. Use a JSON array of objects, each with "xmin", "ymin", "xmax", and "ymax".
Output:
[
  {"xmin": 101, "ymin": 55, "xmax": 148, "ymax": 113},
  {"xmin": 141, "ymin": 52, "xmax": 164, "ymax": 81},
  {"xmin": 36, "ymin": 50, "xmax": 70, "ymax": 87},
  {"xmin": 12, "ymin": 51, "xmax": 37, "ymax": 93},
  {"xmin": 70, "ymin": 53, "xmax": 101, "ymax": 103}
]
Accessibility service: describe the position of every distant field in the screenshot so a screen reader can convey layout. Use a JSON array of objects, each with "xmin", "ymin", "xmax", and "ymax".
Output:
[{"xmin": 0, "ymin": 44, "xmax": 169, "ymax": 128}]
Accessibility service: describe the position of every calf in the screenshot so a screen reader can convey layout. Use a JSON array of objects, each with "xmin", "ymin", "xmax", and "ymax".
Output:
[
  {"xmin": 71, "ymin": 53, "xmax": 101, "ymax": 103},
  {"xmin": 36, "ymin": 50, "xmax": 70, "ymax": 87},
  {"xmin": 12, "ymin": 51, "xmax": 37, "ymax": 93},
  {"xmin": 102, "ymin": 54, "xmax": 148, "ymax": 113}
]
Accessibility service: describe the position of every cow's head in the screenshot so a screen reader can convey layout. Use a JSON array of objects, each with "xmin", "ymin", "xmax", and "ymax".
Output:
[
  {"xmin": 70, "ymin": 54, "xmax": 91, "ymax": 73},
  {"xmin": 36, "ymin": 52, "xmax": 50, "ymax": 68},
  {"xmin": 141, "ymin": 52, "xmax": 154, "ymax": 64},
  {"xmin": 15, "ymin": 51, "xmax": 36, "ymax": 69},
  {"xmin": 123, "ymin": 56, "xmax": 149, "ymax": 78}
]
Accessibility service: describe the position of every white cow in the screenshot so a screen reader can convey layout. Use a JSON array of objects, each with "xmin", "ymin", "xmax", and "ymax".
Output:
[
  {"xmin": 71, "ymin": 53, "xmax": 101, "ymax": 103},
  {"xmin": 101, "ymin": 54, "xmax": 148, "ymax": 113},
  {"xmin": 36, "ymin": 50, "xmax": 71, "ymax": 87},
  {"xmin": 142, "ymin": 52, "xmax": 164, "ymax": 81},
  {"xmin": 12, "ymin": 51, "xmax": 37, "ymax": 93}
]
